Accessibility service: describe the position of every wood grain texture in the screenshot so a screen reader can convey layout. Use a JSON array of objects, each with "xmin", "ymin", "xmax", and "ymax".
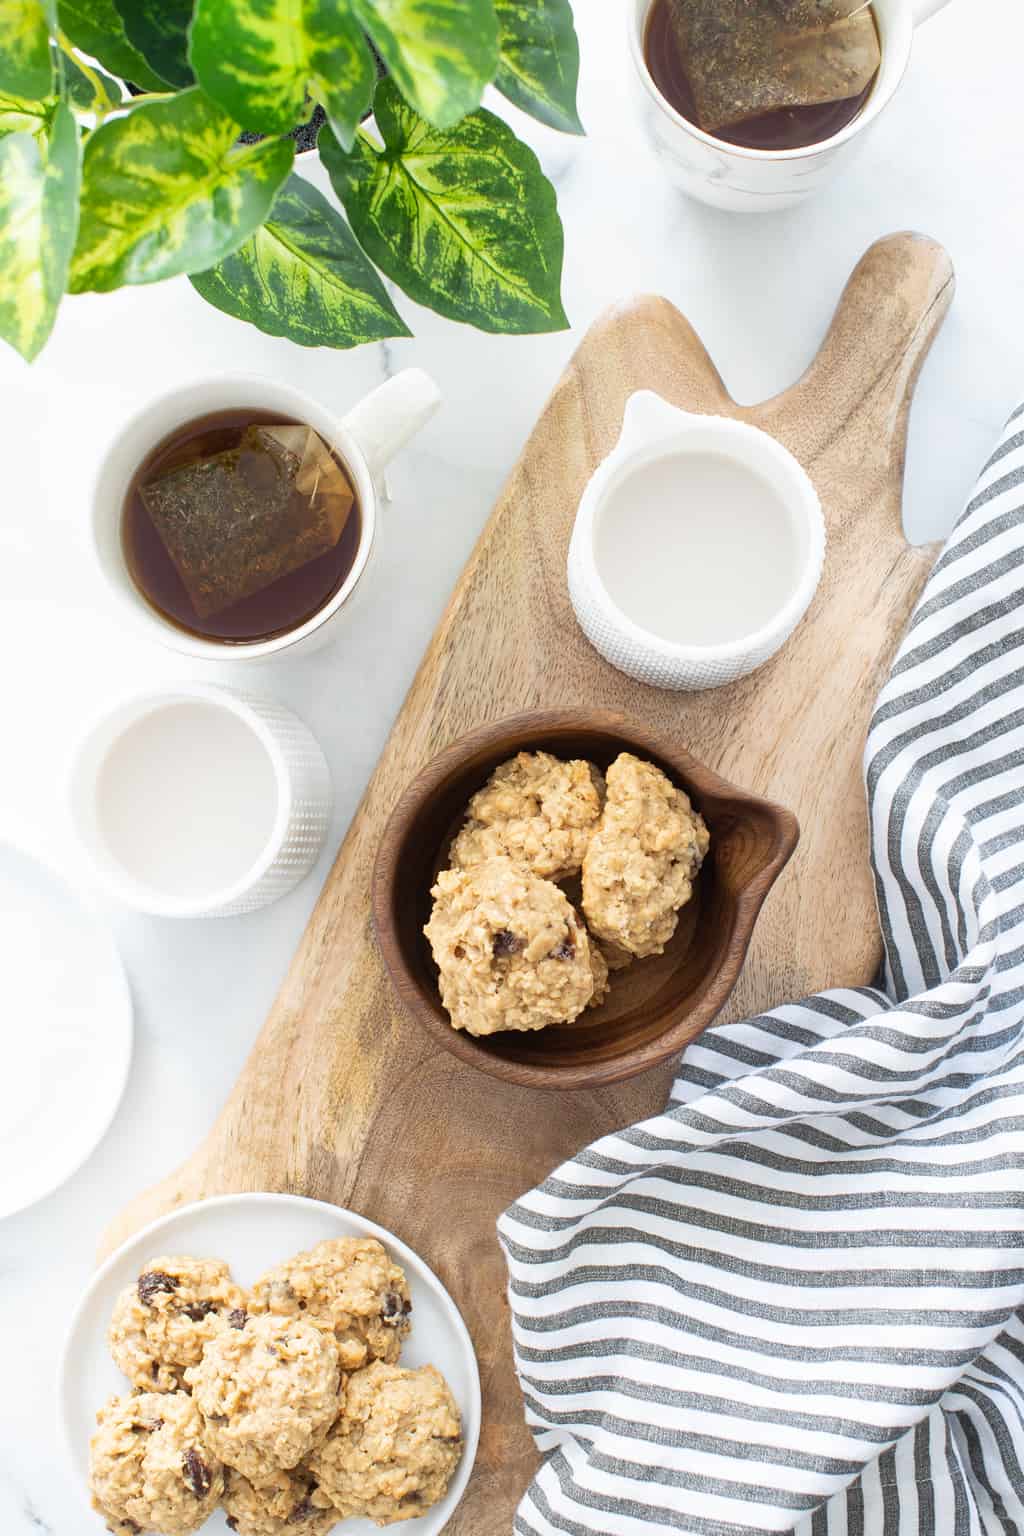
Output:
[{"xmin": 104, "ymin": 233, "xmax": 954, "ymax": 1534}]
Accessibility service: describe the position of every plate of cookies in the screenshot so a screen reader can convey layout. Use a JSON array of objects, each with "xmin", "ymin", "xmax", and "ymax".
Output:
[{"xmin": 60, "ymin": 1193, "xmax": 480, "ymax": 1535}]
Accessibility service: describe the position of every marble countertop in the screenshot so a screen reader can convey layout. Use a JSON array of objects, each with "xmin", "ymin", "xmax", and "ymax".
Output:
[{"xmin": 2, "ymin": 2, "xmax": 1022, "ymax": 1530}]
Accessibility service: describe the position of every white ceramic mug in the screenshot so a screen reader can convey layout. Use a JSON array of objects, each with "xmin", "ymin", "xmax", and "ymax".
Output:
[
  {"xmin": 628, "ymin": 0, "xmax": 954, "ymax": 212},
  {"xmin": 567, "ymin": 390, "xmax": 825, "ymax": 690},
  {"xmin": 69, "ymin": 681, "xmax": 333, "ymax": 917},
  {"xmin": 91, "ymin": 368, "xmax": 440, "ymax": 661}
]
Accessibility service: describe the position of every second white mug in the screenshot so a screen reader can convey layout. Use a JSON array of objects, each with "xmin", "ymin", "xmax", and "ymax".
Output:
[
  {"xmin": 69, "ymin": 682, "xmax": 333, "ymax": 917},
  {"xmin": 90, "ymin": 368, "xmax": 440, "ymax": 662},
  {"xmin": 628, "ymin": 0, "xmax": 954, "ymax": 213}
]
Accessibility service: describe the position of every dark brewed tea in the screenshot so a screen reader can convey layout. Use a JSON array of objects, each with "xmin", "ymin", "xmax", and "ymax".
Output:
[
  {"xmin": 123, "ymin": 409, "xmax": 361, "ymax": 644},
  {"xmin": 644, "ymin": 0, "xmax": 879, "ymax": 152}
]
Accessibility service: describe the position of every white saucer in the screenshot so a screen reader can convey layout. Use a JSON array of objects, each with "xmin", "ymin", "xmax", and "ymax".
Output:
[
  {"xmin": 60, "ymin": 1193, "xmax": 482, "ymax": 1535},
  {"xmin": 0, "ymin": 836, "xmax": 132, "ymax": 1219}
]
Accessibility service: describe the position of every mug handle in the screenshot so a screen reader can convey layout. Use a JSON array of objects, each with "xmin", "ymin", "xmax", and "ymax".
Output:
[
  {"xmin": 342, "ymin": 367, "xmax": 441, "ymax": 485},
  {"xmin": 912, "ymin": 0, "xmax": 952, "ymax": 23}
]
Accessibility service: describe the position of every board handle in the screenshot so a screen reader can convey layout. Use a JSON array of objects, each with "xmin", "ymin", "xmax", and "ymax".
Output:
[{"xmin": 762, "ymin": 233, "xmax": 953, "ymax": 510}]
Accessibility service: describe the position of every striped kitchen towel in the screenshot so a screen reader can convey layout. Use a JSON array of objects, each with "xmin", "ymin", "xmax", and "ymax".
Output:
[{"xmin": 498, "ymin": 403, "xmax": 1024, "ymax": 1536}]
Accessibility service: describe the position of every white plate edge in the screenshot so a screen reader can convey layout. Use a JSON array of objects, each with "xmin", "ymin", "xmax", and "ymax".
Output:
[{"xmin": 0, "ymin": 829, "xmax": 134, "ymax": 1220}]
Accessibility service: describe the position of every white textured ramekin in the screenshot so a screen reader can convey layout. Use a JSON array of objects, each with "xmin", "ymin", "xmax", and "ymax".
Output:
[{"xmin": 69, "ymin": 681, "xmax": 333, "ymax": 917}]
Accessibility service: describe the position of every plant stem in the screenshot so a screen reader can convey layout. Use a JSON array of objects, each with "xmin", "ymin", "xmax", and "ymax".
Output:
[
  {"xmin": 118, "ymin": 91, "xmax": 177, "ymax": 109},
  {"xmin": 55, "ymin": 30, "xmax": 119, "ymax": 118}
]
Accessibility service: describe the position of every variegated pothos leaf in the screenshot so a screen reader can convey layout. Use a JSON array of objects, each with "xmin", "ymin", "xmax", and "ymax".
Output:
[
  {"xmin": 0, "ymin": 0, "xmax": 54, "ymax": 100},
  {"xmin": 493, "ymin": 0, "xmax": 582, "ymax": 134},
  {"xmin": 350, "ymin": 0, "xmax": 498, "ymax": 130},
  {"xmin": 321, "ymin": 79, "xmax": 567, "ymax": 334},
  {"xmin": 0, "ymin": 89, "xmax": 50, "ymax": 135},
  {"xmin": 0, "ymin": 101, "xmax": 80, "ymax": 360},
  {"xmin": 113, "ymin": 0, "xmax": 194, "ymax": 87},
  {"xmin": 189, "ymin": 0, "xmax": 374, "ymax": 145},
  {"xmin": 57, "ymin": 0, "xmax": 167, "ymax": 91},
  {"xmin": 190, "ymin": 173, "xmax": 410, "ymax": 347},
  {"xmin": 70, "ymin": 87, "xmax": 293, "ymax": 292}
]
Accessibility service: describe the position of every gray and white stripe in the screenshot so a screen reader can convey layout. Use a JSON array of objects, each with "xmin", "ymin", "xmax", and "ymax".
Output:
[{"xmin": 499, "ymin": 406, "xmax": 1024, "ymax": 1536}]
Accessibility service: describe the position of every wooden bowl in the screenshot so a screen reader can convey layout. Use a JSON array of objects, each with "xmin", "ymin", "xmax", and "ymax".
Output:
[{"xmin": 372, "ymin": 710, "xmax": 798, "ymax": 1090}]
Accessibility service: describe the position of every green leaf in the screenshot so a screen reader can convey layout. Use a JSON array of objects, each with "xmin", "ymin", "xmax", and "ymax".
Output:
[
  {"xmin": 190, "ymin": 172, "xmax": 409, "ymax": 348},
  {"xmin": 113, "ymin": 0, "xmax": 194, "ymax": 87},
  {"xmin": 58, "ymin": 0, "xmax": 167, "ymax": 90},
  {"xmin": 59, "ymin": 46, "xmax": 122, "ymax": 109},
  {"xmin": 321, "ymin": 78, "xmax": 566, "ymax": 335},
  {"xmin": 0, "ymin": 101, "xmax": 80, "ymax": 359},
  {"xmin": 493, "ymin": 0, "xmax": 582, "ymax": 134},
  {"xmin": 70, "ymin": 86, "xmax": 293, "ymax": 291},
  {"xmin": 0, "ymin": 88, "xmax": 50, "ymax": 134},
  {"xmin": 350, "ymin": 0, "xmax": 497, "ymax": 130},
  {"xmin": 0, "ymin": 0, "xmax": 54, "ymax": 99},
  {"xmin": 190, "ymin": 0, "xmax": 374, "ymax": 145}
]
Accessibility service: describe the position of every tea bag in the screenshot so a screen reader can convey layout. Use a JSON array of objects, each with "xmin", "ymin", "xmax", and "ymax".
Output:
[
  {"xmin": 665, "ymin": 0, "xmax": 881, "ymax": 134},
  {"xmin": 140, "ymin": 425, "xmax": 355, "ymax": 618}
]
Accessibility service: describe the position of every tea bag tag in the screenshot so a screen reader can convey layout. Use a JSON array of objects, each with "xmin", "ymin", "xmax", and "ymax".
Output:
[{"xmin": 260, "ymin": 426, "xmax": 356, "ymax": 542}]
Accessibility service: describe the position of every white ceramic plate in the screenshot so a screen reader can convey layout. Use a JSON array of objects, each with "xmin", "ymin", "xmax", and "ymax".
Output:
[
  {"xmin": 0, "ymin": 836, "xmax": 132, "ymax": 1219},
  {"xmin": 61, "ymin": 1193, "xmax": 482, "ymax": 1535}
]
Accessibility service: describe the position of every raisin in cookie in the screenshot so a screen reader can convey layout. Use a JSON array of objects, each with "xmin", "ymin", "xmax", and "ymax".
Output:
[
  {"xmin": 448, "ymin": 752, "xmax": 604, "ymax": 882},
  {"xmin": 186, "ymin": 1313, "xmax": 342, "ymax": 1485},
  {"xmin": 561, "ymin": 875, "xmax": 633, "ymax": 977},
  {"xmin": 222, "ymin": 1465, "xmax": 338, "ymax": 1536},
  {"xmin": 249, "ymin": 1239, "xmax": 411, "ymax": 1372},
  {"xmin": 582, "ymin": 753, "xmax": 709, "ymax": 958},
  {"xmin": 108, "ymin": 1255, "xmax": 247, "ymax": 1392},
  {"xmin": 425, "ymin": 856, "xmax": 598, "ymax": 1035},
  {"xmin": 310, "ymin": 1362, "xmax": 462, "ymax": 1527},
  {"xmin": 90, "ymin": 1390, "xmax": 223, "ymax": 1536}
]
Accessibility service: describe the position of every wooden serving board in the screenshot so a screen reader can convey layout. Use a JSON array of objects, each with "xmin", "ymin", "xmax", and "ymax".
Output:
[{"xmin": 105, "ymin": 233, "xmax": 954, "ymax": 1533}]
